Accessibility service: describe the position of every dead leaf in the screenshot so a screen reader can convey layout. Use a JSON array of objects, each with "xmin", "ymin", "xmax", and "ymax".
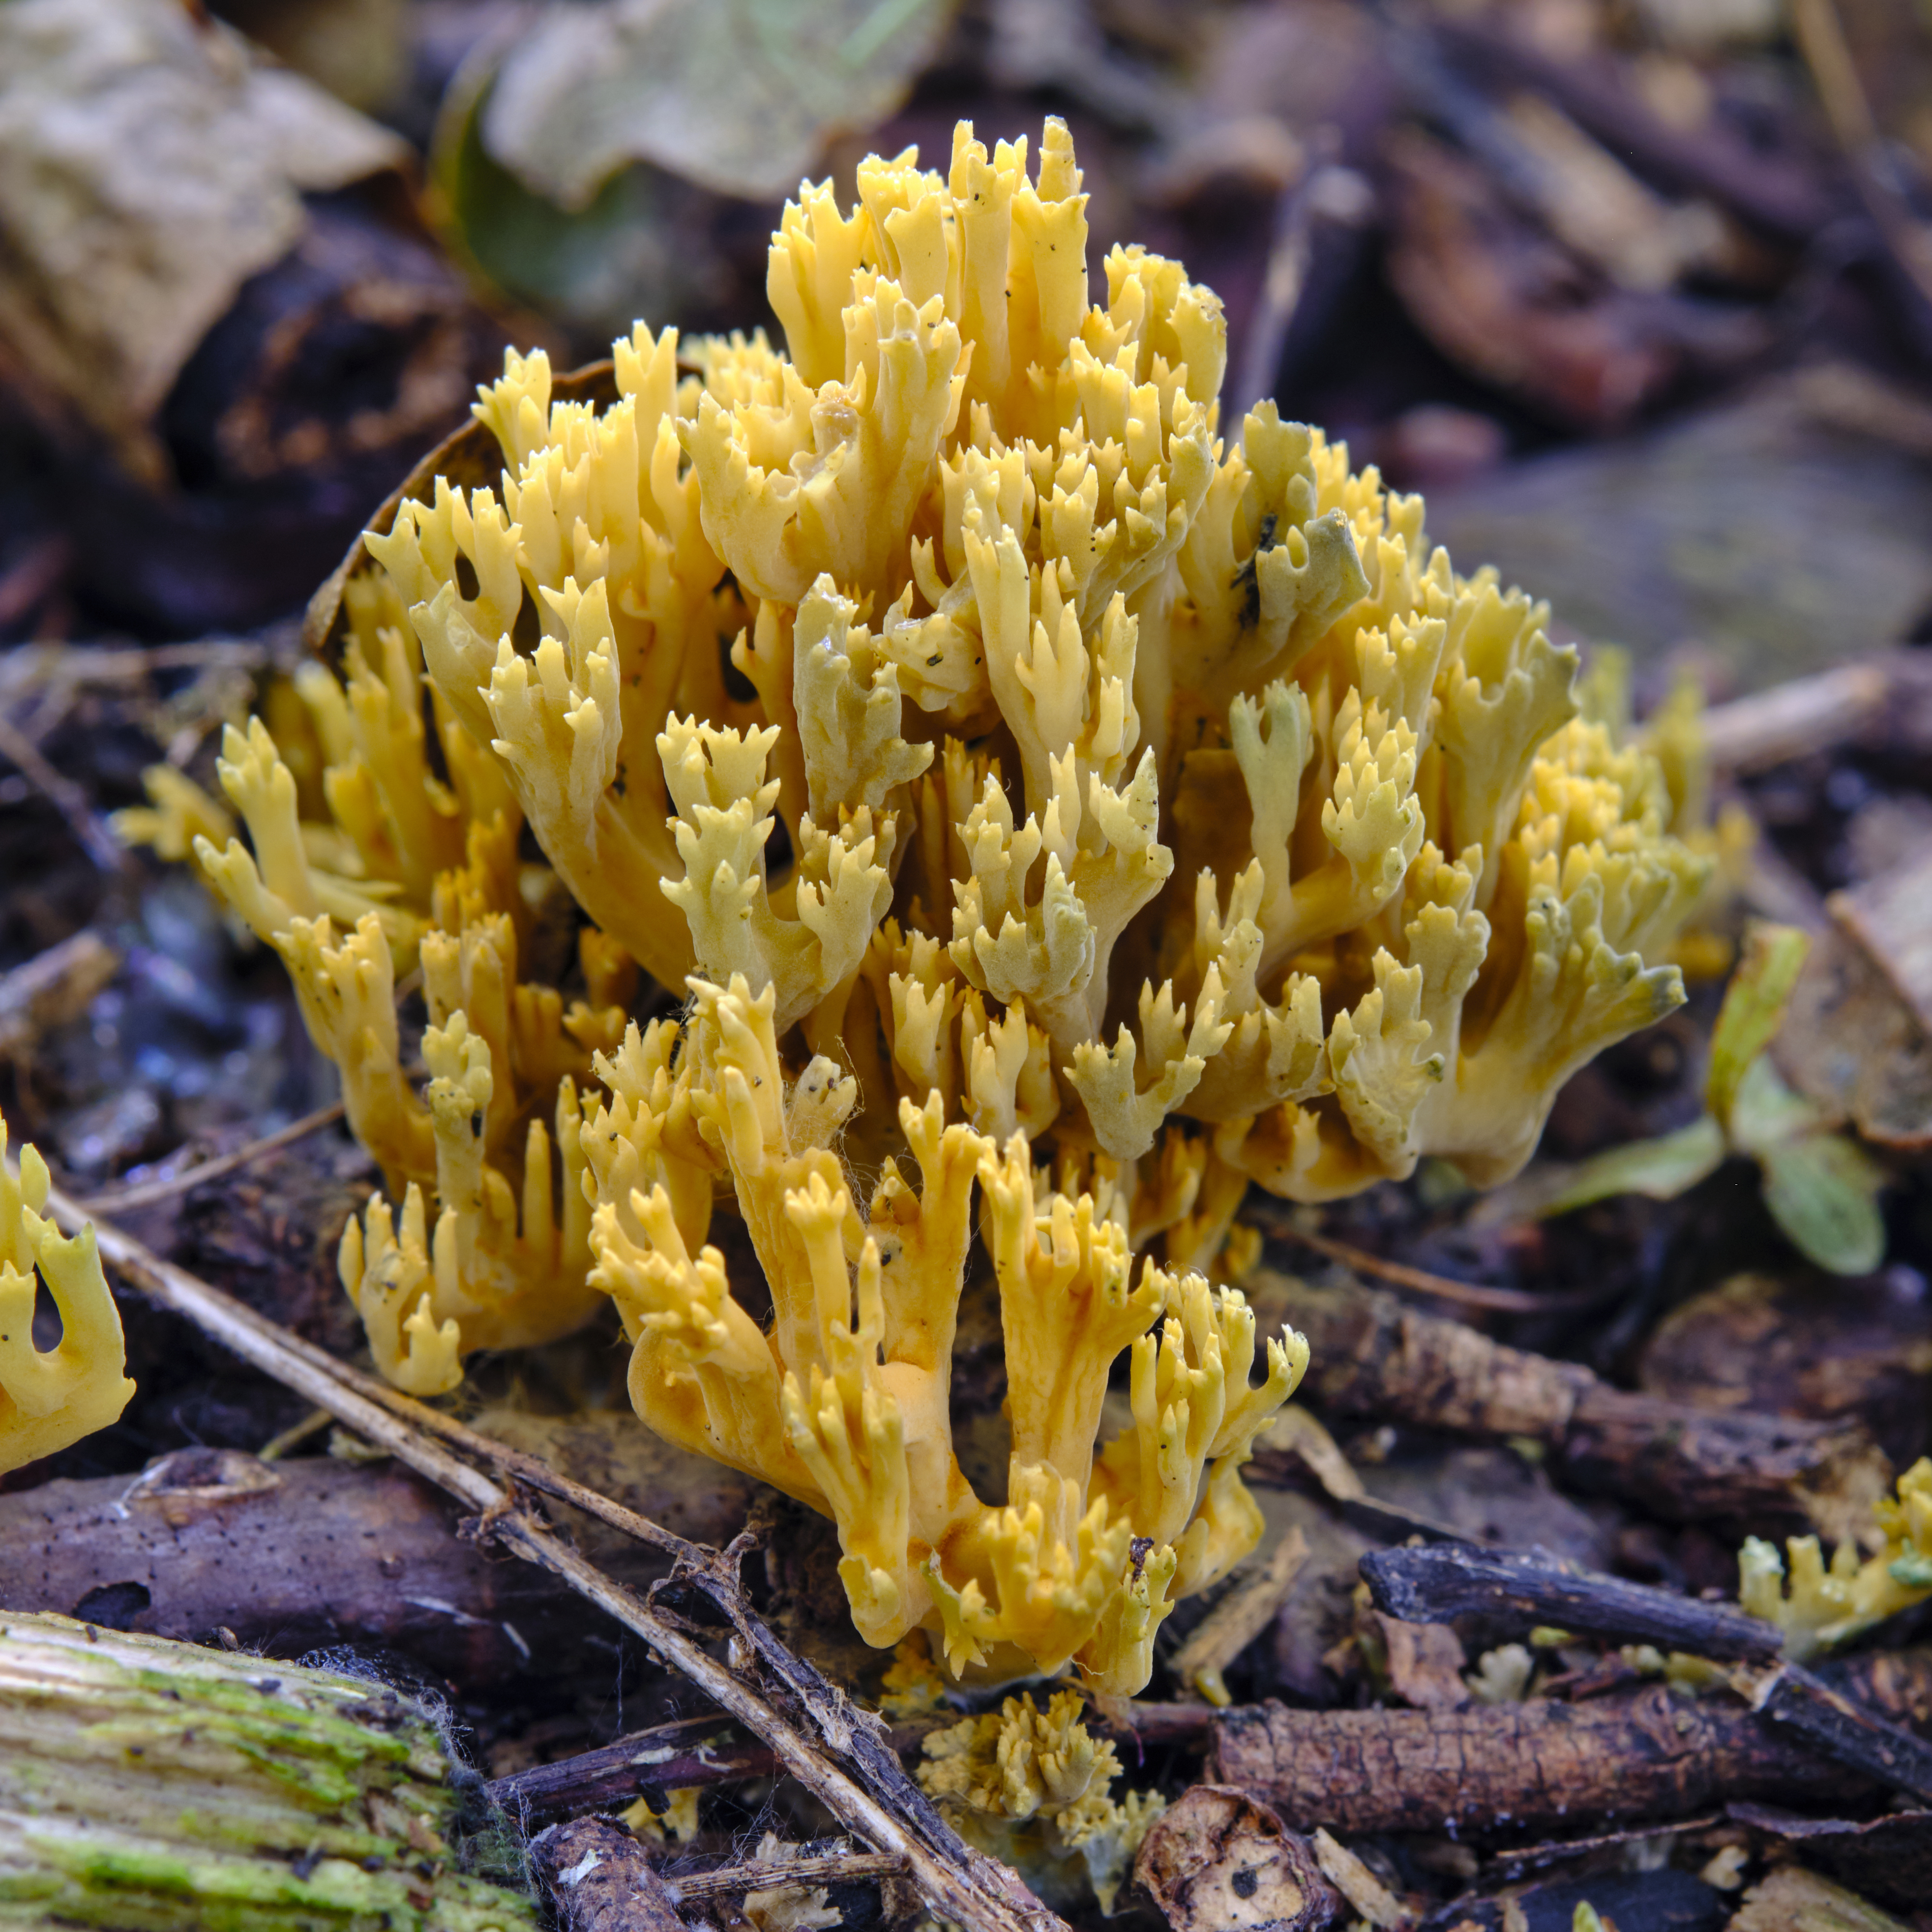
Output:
[
  {"xmin": 1369, "ymin": 1611, "xmax": 1470, "ymax": 1712},
  {"xmin": 1831, "ymin": 848, "xmax": 1932, "ymax": 1041},
  {"xmin": 480, "ymin": 0, "xmax": 955, "ymax": 209},
  {"xmin": 1776, "ymin": 925, "xmax": 1932, "ymax": 1150},
  {"xmin": 0, "ymin": 0, "xmax": 406, "ymax": 478}
]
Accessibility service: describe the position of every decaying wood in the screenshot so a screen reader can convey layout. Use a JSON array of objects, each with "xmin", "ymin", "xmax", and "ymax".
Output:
[
  {"xmin": 1359, "ymin": 1543, "xmax": 1784, "ymax": 1663},
  {"xmin": 1261, "ymin": 1221, "xmax": 1594, "ymax": 1312},
  {"xmin": 41, "ymin": 1183, "xmax": 1067, "ymax": 1932},
  {"xmin": 0, "ymin": 930, "xmax": 118, "ymax": 1060},
  {"xmin": 490, "ymin": 1717, "xmax": 780, "ymax": 1820},
  {"xmin": 1311, "ymin": 1828, "xmax": 1411, "ymax": 1930},
  {"xmin": 0, "ymin": 1436, "xmax": 751, "ymax": 1680},
  {"xmin": 0, "ymin": 1609, "xmax": 538, "ymax": 1931},
  {"xmin": 1360, "ymin": 1543, "xmax": 1932, "ymax": 1803},
  {"xmin": 1698, "ymin": 660, "xmax": 1894, "ymax": 772},
  {"xmin": 1559, "ymin": 1386, "xmax": 1891, "ymax": 1546},
  {"xmin": 1250, "ymin": 1271, "xmax": 1892, "ymax": 1539},
  {"xmin": 493, "ymin": 1702, "xmax": 1229, "ymax": 1829},
  {"xmin": 1209, "ymin": 1683, "xmax": 1861, "ymax": 1836},
  {"xmin": 530, "ymin": 1819, "xmax": 686, "ymax": 1932},
  {"xmin": 1429, "ymin": 14, "xmax": 1834, "ymax": 241},
  {"xmin": 1132, "ymin": 1785, "xmax": 1341, "ymax": 1932}
]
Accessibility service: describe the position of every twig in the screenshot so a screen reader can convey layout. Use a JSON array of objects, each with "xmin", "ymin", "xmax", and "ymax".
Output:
[
  {"xmin": 1744, "ymin": 1662, "xmax": 1932, "ymax": 1806},
  {"xmin": 1254, "ymin": 1212, "xmax": 1600, "ymax": 1312},
  {"xmin": 1429, "ymin": 16, "xmax": 1832, "ymax": 241},
  {"xmin": 1359, "ymin": 1544, "xmax": 1932, "ymax": 1806},
  {"xmin": 79, "ymin": 1102, "xmax": 347, "ymax": 1212},
  {"xmin": 0, "ymin": 711, "xmax": 130, "ymax": 876},
  {"xmin": 255, "ymin": 1406, "xmax": 335, "ymax": 1462},
  {"xmin": 1259, "ymin": 1269, "xmax": 1892, "ymax": 1541},
  {"xmin": 490, "ymin": 1717, "xmax": 784, "ymax": 1819},
  {"xmin": 1479, "ymin": 1812, "xmax": 1725, "ymax": 1882},
  {"xmin": 1699, "ymin": 658, "xmax": 1893, "ymax": 773},
  {"xmin": 37, "ymin": 1181, "xmax": 1064, "ymax": 1932},
  {"xmin": 1359, "ymin": 1543, "xmax": 1784, "ymax": 1664},
  {"xmin": 670, "ymin": 1851, "xmax": 909, "ymax": 1900},
  {"xmin": 490, "ymin": 1704, "xmax": 1222, "ymax": 1824},
  {"xmin": 1229, "ymin": 154, "xmax": 1322, "ymax": 424},
  {"xmin": 1793, "ymin": 0, "xmax": 1932, "ymax": 318}
]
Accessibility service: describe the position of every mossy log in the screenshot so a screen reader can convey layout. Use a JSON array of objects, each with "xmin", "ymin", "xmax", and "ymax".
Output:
[{"xmin": 0, "ymin": 1610, "xmax": 538, "ymax": 1930}]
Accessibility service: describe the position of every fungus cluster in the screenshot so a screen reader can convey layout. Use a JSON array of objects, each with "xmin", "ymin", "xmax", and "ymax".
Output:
[
  {"xmin": 918, "ymin": 1688, "xmax": 1165, "ymax": 1912},
  {"xmin": 130, "ymin": 118, "xmax": 1707, "ymax": 1690}
]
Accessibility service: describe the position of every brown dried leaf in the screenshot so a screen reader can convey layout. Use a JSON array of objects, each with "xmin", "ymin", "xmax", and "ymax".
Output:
[
  {"xmin": 1368, "ymin": 1611, "xmax": 1470, "ymax": 1713},
  {"xmin": 0, "ymin": 0, "xmax": 405, "ymax": 475},
  {"xmin": 1831, "ymin": 848, "xmax": 1932, "ymax": 1041},
  {"xmin": 1777, "ymin": 924, "xmax": 1932, "ymax": 1151}
]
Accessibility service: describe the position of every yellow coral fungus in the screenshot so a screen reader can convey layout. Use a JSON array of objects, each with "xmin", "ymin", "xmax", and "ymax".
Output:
[
  {"xmin": 919, "ymin": 1689, "xmax": 1165, "ymax": 1914},
  {"xmin": 136, "ymin": 116, "xmax": 1706, "ymax": 1687},
  {"xmin": 2, "ymin": 1113, "xmax": 135, "ymax": 1474},
  {"xmin": 1739, "ymin": 1458, "xmax": 1932, "ymax": 1660}
]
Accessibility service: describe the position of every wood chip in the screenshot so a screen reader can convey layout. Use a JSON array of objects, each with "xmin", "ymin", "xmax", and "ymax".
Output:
[{"xmin": 1311, "ymin": 1829, "xmax": 1413, "ymax": 1930}]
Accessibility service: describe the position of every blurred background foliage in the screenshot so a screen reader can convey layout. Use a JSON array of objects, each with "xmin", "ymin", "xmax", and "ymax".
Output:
[{"xmin": 2, "ymin": 0, "xmax": 1930, "ymax": 676}]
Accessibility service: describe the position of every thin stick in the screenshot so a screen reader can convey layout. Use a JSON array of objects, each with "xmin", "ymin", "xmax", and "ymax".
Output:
[
  {"xmin": 38, "ymin": 1183, "xmax": 1063, "ymax": 1932},
  {"xmin": 670, "ymin": 1852, "xmax": 909, "ymax": 1901},
  {"xmin": 80, "ymin": 1102, "xmax": 348, "ymax": 1213},
  {"xmin": 1255, "ymin": 1214, "xmax": 1599, "ymax": 1313},
  {"xmin": 1793, "ymin": 0, "xmax": 1932, "ymax": 313}
]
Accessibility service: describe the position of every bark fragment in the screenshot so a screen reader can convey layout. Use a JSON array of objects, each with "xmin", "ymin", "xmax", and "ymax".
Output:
[{"xmin": 1133, "ymin": 1785, "xmax": 1341, "ymax": 1931}]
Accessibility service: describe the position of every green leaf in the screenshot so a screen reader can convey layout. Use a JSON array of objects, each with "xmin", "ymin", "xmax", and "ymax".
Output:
[
  {"xmin": 1532, "ymin": 1115, "xmax": 1728, "ymax": 1217},
  {"xmin": 1725, "ymin": 1051, "xmax": 1825, "ymax": 1159},
  {"xmin": 1757, "ymin": 1130, "xmax": 1888, "ymax": 1276},
  {"xmin": 1706, "ymin": 922, "xmax": 1810, "ymax": 1130}
]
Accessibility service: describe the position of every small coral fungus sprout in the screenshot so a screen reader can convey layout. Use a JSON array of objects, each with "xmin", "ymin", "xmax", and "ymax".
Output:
[
  {"xmin": 1, "ymin": 1112, "xmax": 134, "ymax": 1475},
  {"xmin": 135, "ymin": 118, "xmax": 1707, "ymax": 1691}
]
